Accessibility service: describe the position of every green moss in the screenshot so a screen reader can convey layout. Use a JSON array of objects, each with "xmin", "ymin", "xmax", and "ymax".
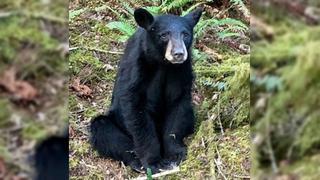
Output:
[
  {"xmin": 0, "ymin": 144, "xmax": 11, "ymax": 161},
  {"xmin": 195, "ymin": 54, "xmax": 250, "ymax": 128},
  {"xmin": 251, "ymin": 27, "xmax": 320, "ymax": 68},
  {"xmin": 251, "ymin": 20, "xmax": 320, "ymax": 178},
  {"xmin": 294, "ymin": 113, "xmax": 320, "ymax": 156},
  {"xmin": 22, "ymin": 122, "xmax": 47, "ymax": 141},
  {"xmin": 168, "ymin": 121, "xmax": 250, "ymax": 179},
  {"xmin": 69, "ymin": 49, "xmax": 117, "ymax": 83},
  {"xmin": 282, "ymin": 154, "xmax": 320, "ymax": 179},
  {"xmin": 180, "ymin": 120, "xmax": 216, "ymax": 179},
  {"xmin": 0, "ymin": 100, "xmax": 11, "ymax": 128}
]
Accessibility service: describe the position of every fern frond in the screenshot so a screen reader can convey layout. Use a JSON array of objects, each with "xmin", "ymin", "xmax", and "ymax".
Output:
[
  {"xmin": 182, "ymin": 2, "xmax": 206, "ymax": 16},
  {"xmin": 106, "ymin": 21, "xmax": 136, "ymax": 39},
  {"xmin": 194, "ymin": 19, "xmax": 219, "ymax": 39},
  {"xmin": 144, "ymin": 6, "xmax": 162, "ymax": 15},
  {"xmin": 69, "ymin": 8, "xmax": 87, "ymax": 21},
  {"xmin": 194, "ymin": 18, "xmax": 248, "ymax": 40},
  {"xmin": 161, "ymin": 0, "xmax": 193, "ymax": 12},
  {"xmin": 230, "ymin": 0, "xmax": 250, "ymax": 21},
  {"xmin": 119, "ymin": 1, "xmax": 135, "ymax": 15}
]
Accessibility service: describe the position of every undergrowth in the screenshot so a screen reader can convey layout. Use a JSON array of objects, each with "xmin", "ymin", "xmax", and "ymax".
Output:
[{"xmin": 251, "ymin": 5, "xmax": 320, "ymax": 178}]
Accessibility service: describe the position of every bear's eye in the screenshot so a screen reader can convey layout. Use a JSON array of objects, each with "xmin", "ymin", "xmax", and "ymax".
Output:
[
  {"xmin": 150, "ymin": 27, "xmax": 155, "ymax": 31},
  {"xmin": 160, "ymin": 32, "xmax": 169, "ymax": 40},
  {"xmin": 182, "ymin": 32, "xmax": 189, "ymax": 38}
]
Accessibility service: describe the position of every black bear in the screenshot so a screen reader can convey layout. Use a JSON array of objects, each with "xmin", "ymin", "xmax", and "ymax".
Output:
[{"xmin": 90, "ymin": 7, "xmax": 202, "ymax": 173}]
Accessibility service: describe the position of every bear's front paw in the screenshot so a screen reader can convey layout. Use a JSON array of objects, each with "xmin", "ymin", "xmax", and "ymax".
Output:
[
  {"xmin": 144, "ymin": 159, "xmax": 173, "ymax": 174},
  {"xmin": 165, "ymin": 146, "xmax": 187, "ymax": 165},
  {"xmin": 128, "ymin": 159, "xmax": 144, "ymax": 173}
]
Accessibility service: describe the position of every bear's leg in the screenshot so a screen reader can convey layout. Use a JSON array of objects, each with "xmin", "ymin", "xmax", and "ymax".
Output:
[
  {"xmin": 90, "ymin": 114, "xmax": 143, "ymax": 171},
  {"xmin": 162, "ymin": 98, "xmax": 195, "ymax": 165}
]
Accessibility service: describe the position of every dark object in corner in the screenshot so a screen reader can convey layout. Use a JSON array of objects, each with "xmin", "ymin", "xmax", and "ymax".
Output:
[{"xmin": 34, "ymin": 133, "xmax": 68, "ymax": 180}]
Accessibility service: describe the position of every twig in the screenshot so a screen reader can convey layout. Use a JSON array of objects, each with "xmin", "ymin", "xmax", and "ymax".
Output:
[
  {"xmin": 232, "ymin": 174, "xmax": 250, "ymax": 179},
  {"xmin": 69, "ymin": 46, "xmax": 124, "ymax": 55},
  {"xmin": 266, "ymin": 114, "xmax": 279, "ymax": 173},
  {"xmin": 0, "ymin": 11, "xmax": 15, "ymax": 18},
  {"xmin": 214, "ymin": 146, "xmax": 227, "ymax": 180},
  {"xmin": 223, "ymin": 39, "xmax": 250, "ymax": 54},
  {"xmin": 217, "ymin": 99, "xmax": 225, "ymax": 136},
  {"xmin": 214, "ymin": 158, "xmax": 227, "ymax": 180},
  {"xmin": 132, "ymin": 167, "xmax": 180, "ymax": 180},
  {"xmin": 25, "ymin": 11, "xmax": 67, "ymax": 23},
  {"xmin": 79, "ymin": 160, "xmax": 98, "ymax": 169},
  {"xmin": 267, "ymin": 136, "xmax": 278, "ymax": 173}
]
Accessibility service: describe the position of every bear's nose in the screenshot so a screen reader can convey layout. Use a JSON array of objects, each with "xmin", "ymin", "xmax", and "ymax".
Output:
[{"xmin": 173, "ymin": 52, "xmax": 184, "ymax": 60}]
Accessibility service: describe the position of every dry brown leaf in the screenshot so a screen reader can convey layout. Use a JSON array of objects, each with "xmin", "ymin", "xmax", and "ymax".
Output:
[
  {"xmin": 192, "ymin": 92, "xmax": 203, "ymax": 105},
  {"xmin": 0, "ymin": 158, "xmax": 7, "ymax": 178},
  {"xmin": 70, "ymin": 78, "xmax": 92, "ymax": 97},
  {"xmin": 0, "ymin": 68, "xmax": 38, "ymax": 101},
  {"xmin": 69, "ymin": 126, "xmax": 75, "ymax": 138}
]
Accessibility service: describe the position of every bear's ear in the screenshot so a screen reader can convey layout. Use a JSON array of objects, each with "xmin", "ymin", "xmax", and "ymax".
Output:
[
  {"xmin": 184, "ymin": 7, "xmax": 203, "ymax": 28},
  {"xmin": 134, "ymin": 8, "xmax": 154, "ymax": 30}
]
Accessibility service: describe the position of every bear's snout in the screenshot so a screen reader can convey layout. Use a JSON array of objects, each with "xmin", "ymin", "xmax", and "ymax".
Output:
[{"xmin": 165, "ymin": 38, "xmax": 188, "ymax": 64}]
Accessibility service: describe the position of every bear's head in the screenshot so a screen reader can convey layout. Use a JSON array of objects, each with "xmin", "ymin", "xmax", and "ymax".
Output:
[{"xmin": 134, "ymin": 8, "xmax": 203, "ymax": 64}]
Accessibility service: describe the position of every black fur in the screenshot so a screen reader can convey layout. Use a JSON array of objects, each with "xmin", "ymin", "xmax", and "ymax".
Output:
[
  {"xmin": 34, "ymin": 133, "xmax": 68, "ymax": 180},
  {"xmin": 90, "ymin": 8, "xmax": 202, "ymax": 173}
]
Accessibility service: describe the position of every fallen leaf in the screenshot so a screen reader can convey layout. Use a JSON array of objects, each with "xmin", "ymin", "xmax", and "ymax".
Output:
[
  {"xmin": 0, "ymin": 67, "xmax": 38, "ymax": 101},
  {"xmin": 192, "ymin": 92, "xmax": 203, "ymax": 105},
  {"xmin": 0, "ymin": 157, "xmax": 7, "ymax": 178},
  {"xmin": 69, "ymin": 126, "xmax": 75, "ymax": 138},
  {"xmin": 70, "ymin": 78, "xmax": 92, "ymax": 97}
]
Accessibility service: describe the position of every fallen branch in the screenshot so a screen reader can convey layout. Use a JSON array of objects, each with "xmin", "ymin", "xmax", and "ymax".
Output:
[
  {"xmin": 222, "ymin": 39, "xmax": 250, "ymax": 54},
  {"xmin": 69, "ymin": 46, "xmax": 124, "ymax": 55},
  {"xmin": 251, "ymin": 15, "xmax": 274, "ymax": 41},
  {"xmin": 0, "ymin": 10, "xmax": 66, "ymax": 23},
  {"xmin": 232, "ymin": 174, "xmax": 250, "ymax": 179},
  {"xmin": 132, "ymin": 167, "xmax": 180, "ymax": 180},
  {"xmin": 214, "ymin": 158, "xmax": 227, "ymax": 180},
  {"xmin": 0, "ymin": 11, "xmax": 14, "ymax": 18},
  {"xmin": 271, "ymin": 0, "xmax": 320, "ymax": 25}
]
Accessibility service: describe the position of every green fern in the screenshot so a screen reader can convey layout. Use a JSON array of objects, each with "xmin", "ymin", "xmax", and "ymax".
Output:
[
  {"xmin": 230, "ymin": 0, "xmax": 250, "ymax": 19},
  {"xmin": 161, "ymin": 0, "xmax": 193, "ymax": 12},
  {"xmin": 118, "ymin": 1, "xmax": 135, "ymax": 15},
  {"xmin": 194, "ymin": 18, "xmax": 248, "ymax": 39},
  {"xmin": 69, "ymin": 8, "xmax": 87, "ymax": 21},
  {"xmin": 106, "ymin": 21, "xmax": 136, "ymax": 42},
  {"xmin": 182, "ymin": 2, "xmax": 206, "ymax": 16},
  {"xmin": 144, "ymin": 6, "xmax": 162, "ymax": 15}
]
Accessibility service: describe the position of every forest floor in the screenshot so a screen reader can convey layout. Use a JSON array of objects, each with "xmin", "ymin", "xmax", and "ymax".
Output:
[
  {"xmin": 251, "ymin": 1, "xmax": 320, "ymax": 179},
  {"xmin": 0, "ymin": 0, "xmax": 68, "ymax": 179},
  {"xmin": 69, "ymin": 1, "xmax": 250, "ymax": 179}
]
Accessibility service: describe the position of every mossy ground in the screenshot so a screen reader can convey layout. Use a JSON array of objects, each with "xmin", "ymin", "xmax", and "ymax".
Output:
[
  {"xmin": 69, "ymin": 1, "xmax": 250, "ymax": 179},
  {"xmin": 251, "ymin": 3, "xmax": 320, "ymax": 179},
  {"xmin": 0, "ymin": 0, "xmax": 67, "ymax": 178}
]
